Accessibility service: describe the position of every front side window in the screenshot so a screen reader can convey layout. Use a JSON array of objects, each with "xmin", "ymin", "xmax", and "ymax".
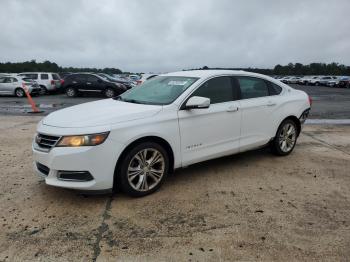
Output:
[
  {"xmin": 237, "ymin": 77, "xmax": 269, "ymax": 99},
  {"xmin": 41, "ymin": 74, "xmax": 49, "ymax": 80},
  {"xmin": 190, "ymin": 76, "xmax": 233, "ymax": 104},
  {"xmin": 118, "ymin": 76, "xmax": 198, "ymax": 105}
]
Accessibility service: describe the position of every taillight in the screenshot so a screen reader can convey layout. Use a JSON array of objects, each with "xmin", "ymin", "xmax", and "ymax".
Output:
[
  {"xmin": 51, "ymin": 80, "xmax": 55, "ymax": 85},
  {"xmin": 60, "ymin": 79, "xmax": 64, "ymax": 85},
  {"xmin": 308, "ymin": 95, "xmax": 312, "ymax": 106}
]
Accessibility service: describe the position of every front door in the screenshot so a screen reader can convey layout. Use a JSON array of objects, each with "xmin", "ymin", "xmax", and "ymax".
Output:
[{"xmin": 178, "ymin": 76, "xmax": 241, "ymax": 166}]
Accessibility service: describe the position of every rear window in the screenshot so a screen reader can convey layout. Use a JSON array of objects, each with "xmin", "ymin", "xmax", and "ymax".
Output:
[{"xmin": 52, "ymin": 74, "xmax": 60, "ymax": 80}]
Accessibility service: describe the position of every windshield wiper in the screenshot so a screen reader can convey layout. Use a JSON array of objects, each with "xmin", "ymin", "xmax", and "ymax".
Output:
[{"xmin": 113, "ymin": 96, "xmax": 143, "ymax": 104}]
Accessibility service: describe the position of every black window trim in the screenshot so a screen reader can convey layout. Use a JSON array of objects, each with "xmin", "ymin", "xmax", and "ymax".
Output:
[
  {"xmin": 234, "ymin": 75, "xmax": 282, "ymax": 100},
  {"xmin": 179, "ymin": 75, "xmax": 238, "ymax": 110}
]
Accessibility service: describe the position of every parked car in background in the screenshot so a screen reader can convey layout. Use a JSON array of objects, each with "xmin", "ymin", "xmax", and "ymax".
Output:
[
  {"xmin": 308, "ymin": 76, "xmax": 323, "ymax": 86},
  {"xmin": 326, "ymin": 76, "xmax": 342, "ymax": 87},
  {"xmin": 0, "ymin": 76, "xmax": 41, "ymax": 97},
  {"xmin": 286, "ymin": 76, "xmax": 302, "ymax": 84},
  {"xmin": 301, "ymin": 76, "xmax": 318, "ymax": 85},
  {"xmin": 136, "ymin": 73, "xmax": 158, "ymax": 85},
  {"xmin": 62, "ymin": 73, "xmax": 127, "ymax": 98},
  {"xmin": 18, "ymin": 72, "xmax": 62, "ymax": 94},
  {"xmin": 338, "ymin": 77, "xmax": 350, "ymax": 88},
  {"xmin": 97, "ymin": 73, "xmax": 135, "ymax": 89},
  {"xmin": 280, "ymin": 76, "xmax": 292, "ymax": 83},
  {"xmin": 32, "ymin": 70, "xmax": 311, "ymax": 196},
  {"xmin": 128, "ymin": 74, "xmax": 141, "ymax": 81},
  {"xmin": 318, "ymin": 76, "xmax": 337, "ymax": 86}
]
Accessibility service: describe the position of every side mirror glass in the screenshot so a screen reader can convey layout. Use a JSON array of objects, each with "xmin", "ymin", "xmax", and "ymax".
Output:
[{"xmin": 185, "ymin": 96, "xmax": 210, "ymax": 109}]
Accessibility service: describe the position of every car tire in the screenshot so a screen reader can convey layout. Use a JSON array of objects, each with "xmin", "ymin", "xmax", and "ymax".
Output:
[
  {"xmin": 15, "ymin": 88, "xmax": 25, "ymax": 97},
  {"xmin": 271, "ymin": 119, "xmax": 298, "ymax": 156},
  {"xmin": 39, "ymin": 86, "xmax": 48, "ymax": 95},
  {"xmin": 104, "ymin": 88, "xmax": 115, "ymax": 98},
  {"xmin": 315, "ymin": 82, "xmax": 319, "ymax": 86},
  {"xmin": 66, "ymin": 87, "xmax": 77, "ymax": 97},
  {"xmin": 118, "ymin": 142, "xmax": 169, "ymax": 197}
]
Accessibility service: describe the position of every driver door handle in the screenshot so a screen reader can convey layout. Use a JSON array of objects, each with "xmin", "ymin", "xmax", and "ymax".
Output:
[{"xmin": 227, "ymin": 105, "xmax": 239, "ymax": 112}]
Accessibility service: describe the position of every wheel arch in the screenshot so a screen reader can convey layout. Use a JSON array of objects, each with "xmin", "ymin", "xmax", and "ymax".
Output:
[
  {"xmin": 113, "ymin": 135, "xmax": 175, "ymax": 189},
  {"xmin": 277, "ymin": 115, "xmax": 301, "ymax": 137}
]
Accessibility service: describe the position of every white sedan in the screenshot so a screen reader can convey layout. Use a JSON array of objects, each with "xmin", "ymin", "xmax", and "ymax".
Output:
[{"xmin": 32, "ymin": 70, "xmax": 311, "ymax": 197}]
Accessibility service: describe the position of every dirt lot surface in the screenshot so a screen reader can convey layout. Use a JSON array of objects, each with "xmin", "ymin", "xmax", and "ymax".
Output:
[{"xmin": 0, "ymin": 116, "xmax": 349, "ymax": 261}]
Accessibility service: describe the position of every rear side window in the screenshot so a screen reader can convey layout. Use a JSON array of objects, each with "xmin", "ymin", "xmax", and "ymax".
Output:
[
  {"xmin": 86, "ymin": 75, "xmax": 98, "ymax": 82},
  {"xmin": 268, "ymin": 82, "xmax": 282, "ymax": 95},
  {"xmin": 41, "ymin": 74, "xmax": 49, "ymax": 80},
  {"xmin": 22, "ymin": 74, "xmax": 38, "ymax": 80},
  {"xmin": 191, "ymin": 76, "xmax": 233, "ymax": 104},
  {"xmin": 52, "ymin": 74, "xmax": 60, "ymax": 80},
  {"xmin": 70, "ymin": 74, "xmax": 86, "ymax": 82},
  {"xmin": 237, "ymin": 77, "xmax": 269, "ymax": 99},
  {"xmin": 11, "ymin": 78, "xmax": 18, "ymax": 83}
]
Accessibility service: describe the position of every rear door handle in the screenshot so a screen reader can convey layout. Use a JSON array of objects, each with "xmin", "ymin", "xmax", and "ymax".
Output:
[
  {"xmin": 227, "ymin": 105, "xmax": 239, "ymax": 112},
  {"xmin": 266, "ymin": 102, "xmax": 276, "ymax": 107}
]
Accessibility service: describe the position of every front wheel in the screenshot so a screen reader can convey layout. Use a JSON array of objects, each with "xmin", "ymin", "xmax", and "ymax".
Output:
[
  {"xmin": 118, "ymin": 142, "xmax": 169, "ymax": 197},
  {"xmin": 271, "ymin": 119, "xmax": 298, "ymax": 156}
]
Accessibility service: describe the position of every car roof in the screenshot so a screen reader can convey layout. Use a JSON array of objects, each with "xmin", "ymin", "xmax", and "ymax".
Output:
[{"xmin": 161, "ymin": 70, "xmax": 272, "ymax": 80}]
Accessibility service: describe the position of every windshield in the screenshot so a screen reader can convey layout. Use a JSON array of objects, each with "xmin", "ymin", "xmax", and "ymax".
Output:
[{"xmin": 117, "ymin": 76, "xmax": 198, "ymax": 105}]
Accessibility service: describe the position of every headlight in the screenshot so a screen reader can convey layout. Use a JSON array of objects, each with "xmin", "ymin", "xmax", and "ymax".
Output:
[{"xmin": 56, "ymin": 132, "xmax": 109, "ymax": 147}]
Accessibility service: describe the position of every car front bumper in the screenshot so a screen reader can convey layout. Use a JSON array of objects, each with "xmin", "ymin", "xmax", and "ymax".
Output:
[{"xmin": 32, "ymin": 137, "xmax": 124, "ymax": 191}]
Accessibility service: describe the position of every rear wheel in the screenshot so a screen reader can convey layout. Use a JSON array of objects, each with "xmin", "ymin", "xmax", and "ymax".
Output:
[
  {"xmin": 66, "ymin": 87, "xmax": 77, "ymax": 97},
  {"xmin": 118, "ymin": 142, "xmax": 169, "ymax": 197},
  {"xmin": 105, "ymin": 88, "xmax": 115, "ymax": 98},
  {"xmin": 15, "ymin": 88, "xmax": 25, "ymax": 97},
  {"xmin": 271, "ymin": 119, "xmax": 298, "ymax": 156}
]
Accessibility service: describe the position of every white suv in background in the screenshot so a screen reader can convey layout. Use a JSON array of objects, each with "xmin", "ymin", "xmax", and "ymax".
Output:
[{"xmin": 18, "ymin": 72, "xmax": 62, "ymax": 94}]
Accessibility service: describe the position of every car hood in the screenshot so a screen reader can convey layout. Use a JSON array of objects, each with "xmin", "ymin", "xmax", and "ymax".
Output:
[{"xmin": 42, "ymin": 99, "xmax": 162, "ymax": 128}]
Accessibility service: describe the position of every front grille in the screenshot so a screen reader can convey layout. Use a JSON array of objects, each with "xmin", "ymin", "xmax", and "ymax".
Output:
[
  {"xmin": 36, "ymin": 133, "xmax": 60, "ymax": 151},
  {"xmin": 36, "ymin": 162, "xmax": 50, "ymax": 176}
]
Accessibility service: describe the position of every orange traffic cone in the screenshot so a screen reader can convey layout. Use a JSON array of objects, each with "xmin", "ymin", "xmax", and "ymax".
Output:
[{"xmin": 22, "ymin": 83, "xmax": 43, "ymax": 114}]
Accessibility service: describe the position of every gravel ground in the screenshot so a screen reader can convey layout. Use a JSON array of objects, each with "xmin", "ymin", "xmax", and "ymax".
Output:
[{"xmin": 0, "ymin": 116, "xmax": 349, "ymax": 261}]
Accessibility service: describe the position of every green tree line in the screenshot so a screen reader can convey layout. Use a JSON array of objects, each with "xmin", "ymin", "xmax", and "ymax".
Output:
[
  {"xmin": 0, "ymin": 60, "xmax": 122, "ymax": 75},
  {"xmin": 189, "ymin": 62, "xmax": 350, "ymax": 76},
  {"xmin": 1, "ymin": 60, "xmax": 349, "ymax": 76}
]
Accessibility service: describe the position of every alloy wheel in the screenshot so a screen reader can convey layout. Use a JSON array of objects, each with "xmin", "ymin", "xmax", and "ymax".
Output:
[
  {"xmin": 16, "ymin": 89, "xmax": 25, "ymax": 97},
  {"xmin": 278, "ymin": 123, "xmax": 296, "ymax": 153},
  {"xmin": 127, "ymin": 148, "xmax": 165, "ymax": 192},
  {"xmin": 105, "ymin": 89, "xmax": 115, "ymax": 98}
]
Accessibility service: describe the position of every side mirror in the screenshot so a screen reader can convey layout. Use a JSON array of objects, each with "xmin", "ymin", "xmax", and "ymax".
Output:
[{"xmin": 185, "ymin": 96, "xmax": 210, "ymax": 109}]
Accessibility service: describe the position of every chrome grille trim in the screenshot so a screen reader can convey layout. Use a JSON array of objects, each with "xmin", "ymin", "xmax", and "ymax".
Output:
[{"xmin": 35, "ymin": 133, "xmax": 61, "ymax": 151}]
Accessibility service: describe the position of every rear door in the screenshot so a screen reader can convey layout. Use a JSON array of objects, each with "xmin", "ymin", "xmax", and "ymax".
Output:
[
  {"xmin": 236, "ymin": 76, "xmax": 276, "ymax": 151},
  {"xmin": 85, "ymin": 75, "xmax": 102, "ymax": 93},
  {"xmin": 178, "ymin": 76, "xmax": 241, "ymax": 166},
  {"xmin": 0, "ymin": 77, "xmax": 8, "ymax": 94},
  {"xmin": 1, "ymin": 77, "xmax": 16, "ymax": 94}
]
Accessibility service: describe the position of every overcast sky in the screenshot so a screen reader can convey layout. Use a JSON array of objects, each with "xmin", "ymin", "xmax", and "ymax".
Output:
[{"xmin": 0, "ymin": 0, "xmax": 349, "ymax": 72}]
